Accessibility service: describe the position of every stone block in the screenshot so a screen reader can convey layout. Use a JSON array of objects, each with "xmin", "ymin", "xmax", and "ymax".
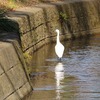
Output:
[
  {"xmin": 65, "ymin": 33, "xmax": 72, "ymax": 39},
  {"xmin": 88, "ymin": 15, "xmax": 100, "ymax": 29},
  {"xmin": 70, "ymin": 18, "xmax": 79, "ymax": 32},
  {"xmin": 7, "ymin": 15, "xmax": 30, "ymax": 34},
  {"xmin": 0, "ymin": 42, "xmax": 19, "ymax": 71},
  {"xmin": 47, "ymin": 20, "xmax": 62, "ymax": 35},
  {"xmin": 62, "ymin": 2, "xmax": 87, "ymax": 18},
  {"xmin": 89, "ymin": 28, "xmax": 100, "ymax": 34},
  {"xmin": 21, "ymin": 31, "xmax": 34, "ymax": 51},
  {"xmin": 81, "ymin": 31, "xmax": 87, "ymax": 36},
  {"xmin": 7, "ymin": 63, "xmax": 27, "ymax": 90},
  {"xmin": 64, "ymin": 3, "xmax": 76, "ymax": 18},
  {"xmin": 16, "ymin": 7, "xmax": 45, "ymax": 28},
  {"xmin": 84, "ymin": 2, "xmax": 97, "ymax": 15},
  {"xmin": 5, "ymin": 92, "xmax": 20, "ymax": 100},
  {"xmin": 77, "ymin": 17, "xmax": 88, "ymax": 31},
  {"xmin": 34, "ymin": 39, "xmax": 46, "ymax": 51},
  {"xmin": 17, "ymin": 82, "xmax": 32, "ymax": 99},
  {"xmin": 0, "ymin": 64, "xmax": 4, "ymax": 75},
  {"xmin": 0, "ymin": 74, "xmax": 14, "ymax": 100},
  {"xmin": 34, "ymin": 24, "xmax": 49, "ymax": 41},
  {"xmin": 7, "ymin": 7, "xmax": 45, "ymax": 34},
  {"xmin": 36, "ymin": 4, "xmax": 59, "ymax": 22},
  {"xmin": 52, "ymin": 2, "xmax": 70, "ymax": 17}
]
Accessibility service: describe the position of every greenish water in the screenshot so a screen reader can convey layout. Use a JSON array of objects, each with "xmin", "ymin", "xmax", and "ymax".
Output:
[{"xmin": 25, "ymin": 35, "xmax": 100, "ymax": 100}]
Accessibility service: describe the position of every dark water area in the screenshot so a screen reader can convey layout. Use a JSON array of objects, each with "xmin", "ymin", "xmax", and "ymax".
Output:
[{"xmin": 25, "ymin": 34, "xmax": 100, "ymax": 100}]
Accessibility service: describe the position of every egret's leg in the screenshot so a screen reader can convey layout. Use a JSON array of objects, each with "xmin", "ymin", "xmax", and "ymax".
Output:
[{"xmin": 58, "ymin": 57, "xmax": 62, "ymax": 62}]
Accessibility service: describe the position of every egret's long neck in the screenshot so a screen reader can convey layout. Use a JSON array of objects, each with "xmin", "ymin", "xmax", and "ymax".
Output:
[{"xmin": 57, "ymin": 32, "xmax": 60, "ymax": 44}]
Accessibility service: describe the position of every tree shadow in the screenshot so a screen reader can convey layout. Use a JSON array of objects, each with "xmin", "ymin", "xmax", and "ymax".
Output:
[
  {"xmin": 50, "ymin": 1, "xmax": 93, "ymax": 37},
  {"xmin": 68, "ymin": 1, "xmax": 100, "ymax": 35},
  {"xmin": 71, "ymin": 2, "xmax": 90, "ymax": 34}
]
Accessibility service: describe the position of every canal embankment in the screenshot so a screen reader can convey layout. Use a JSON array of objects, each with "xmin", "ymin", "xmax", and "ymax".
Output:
[{"xmin": 0, "ymin": 0, "xmax": 100, "ymax": 100}]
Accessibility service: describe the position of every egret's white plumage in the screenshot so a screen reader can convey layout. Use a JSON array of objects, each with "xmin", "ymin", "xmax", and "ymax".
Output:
[{"xmin": 55, "ymin": 29, "xmax": 64, "ymax": 60}]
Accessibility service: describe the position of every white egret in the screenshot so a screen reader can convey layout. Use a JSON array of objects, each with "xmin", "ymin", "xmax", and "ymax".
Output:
[{"xmin": 55, "ymin": 29, "xmax": 64, "ymax": 61}]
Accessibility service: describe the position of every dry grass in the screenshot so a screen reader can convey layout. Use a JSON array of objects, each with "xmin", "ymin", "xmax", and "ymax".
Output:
[
  {"xmin": 0, "ymin": 0, "xmax": 64, "ymax": 10},
  {"xmin": 0, "ymin": 0, "xmax": 21, "ymax": 14},
  {"xmin": 0, "ymin": 0, "xmax": 64, "ymax": 14}
]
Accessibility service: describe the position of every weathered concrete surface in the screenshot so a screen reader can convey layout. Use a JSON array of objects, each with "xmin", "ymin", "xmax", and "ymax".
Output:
[
  {"xmin": 5, "ymin": 0, "xmax": 100, "ymax": 53},
  {"xmin": 35, "ymin": 3, "xmax": 60, "ymax": 22},
  {"xmin": 52, "ymin": 0, "xmax": 100, "ymax": 37},
  {"xmin": 7, "ymin": 7, "xmax": 45, "ymax": 33},
  {"xmin": 0, "ymin": 40, "xmax": 32, "ymax": 100}
]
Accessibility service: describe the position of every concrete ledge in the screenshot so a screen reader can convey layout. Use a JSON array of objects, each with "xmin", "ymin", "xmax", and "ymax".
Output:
[
  {"xmin": 17, "ymin": 82, "xmax": 32, "ymax": 98},
  {"xmin": 35, "ymin": 3, "xmax": 60, "ymax": 22},
  {"xmin": 7, "ymin": 7, "xmax": 45, "ymax": 34},
  {"xmin": 5, "ymin": 92, "xmax": 20, "ymax": 100},
  {"xmin": 0, "ymin": 42, "xmax": 20, "ymax": 71}
]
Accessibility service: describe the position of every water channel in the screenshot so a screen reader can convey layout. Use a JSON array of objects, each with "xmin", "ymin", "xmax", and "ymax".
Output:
[{"xmin": 25, "ymin": 34, "xmax": 100, "ymax": 100}]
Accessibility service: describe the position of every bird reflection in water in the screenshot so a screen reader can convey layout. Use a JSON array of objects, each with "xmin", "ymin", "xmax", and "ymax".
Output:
[{"xmin": 55, "ymin": 62, "xmax": 64, "ymax": 100}]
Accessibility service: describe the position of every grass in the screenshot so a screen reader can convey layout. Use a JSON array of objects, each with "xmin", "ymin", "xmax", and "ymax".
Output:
[{"xmin": 0, "ymin": 1, "xmax": 20, "ymax": 15}]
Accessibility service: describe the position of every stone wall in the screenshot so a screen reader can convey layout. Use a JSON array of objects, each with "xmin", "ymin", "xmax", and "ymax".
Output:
[
  {"xmin": 0, "ymin": 0, "xmax": 100, "ymax": 100},
  {"xmin": 6, "ymin": 0, "xmax": 100, "ymax": 54},
  {"xmin": 0, "ymin": 39, "xmax": 32, "ymax": 100}
]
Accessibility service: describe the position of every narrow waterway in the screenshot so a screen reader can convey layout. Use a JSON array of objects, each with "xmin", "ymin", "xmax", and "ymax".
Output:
[{"xmin": 25, "ymin": 34, "xmax": 100, "ymax": 100}]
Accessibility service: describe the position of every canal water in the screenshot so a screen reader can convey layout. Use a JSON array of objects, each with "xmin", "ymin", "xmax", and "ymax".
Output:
[{"xmin": 25, "ymin": 34, "xmax": 100, "ymax": 100}]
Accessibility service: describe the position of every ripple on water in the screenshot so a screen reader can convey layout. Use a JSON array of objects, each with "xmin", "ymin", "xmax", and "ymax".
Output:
[{"xmin": 25, "ymin": 35, "xmax": 100, "ymax": 100}]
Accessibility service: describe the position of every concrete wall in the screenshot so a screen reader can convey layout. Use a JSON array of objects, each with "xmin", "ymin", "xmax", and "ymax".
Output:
[
  {"xmin": 0, "ymin": 0, "xmax": 100, "ymax": 100},
  {"xmin": 0, "ymin": 39, "xmax": 32, "ymax": 100},
  {"xmin": 7, "ymin": 0, "xmax": 100, "ymax": 54}
]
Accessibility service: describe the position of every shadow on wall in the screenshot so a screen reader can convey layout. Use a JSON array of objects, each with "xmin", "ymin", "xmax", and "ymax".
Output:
[
  {"xmin": 69, "ymin": 1, "xmax": 100, "ymax": 34},
  {"xmin": 55, "ymin": 3, "xmax": 74, "ymax": 37},
  {"xmin": 49, "ymin": 1, "xmax": 91, "ymax": 37},
  {"xmin": 0, "ymin": 10, "xmax": 34, "ymax": 46},
  {"xmin": 0, "ymin": 18, "xmax": 21, "ymax": 44},
  {"xmin": 51, "ymin": 1, "xmax": 100, "ymax": 36},
  {"xmin": 0, "ymin": 4, "xmax": 22, "ymax": 43},
  {"xmin": 71, "ymin": 2, "xmax": 90, "ymax": 33}
]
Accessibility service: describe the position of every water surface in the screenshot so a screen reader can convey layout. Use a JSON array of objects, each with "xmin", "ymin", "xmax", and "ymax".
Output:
[{"xmin": 25, "ymin": 35, "xmax": 100, "ymax": 100}]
